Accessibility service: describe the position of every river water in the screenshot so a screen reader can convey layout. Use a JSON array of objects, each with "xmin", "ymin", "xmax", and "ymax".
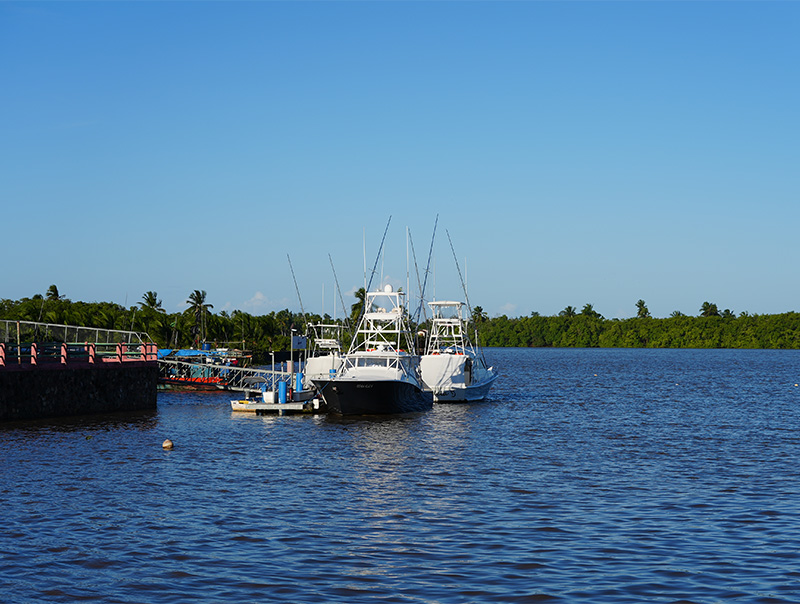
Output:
[{"xmin": 2, "ymin": 348, "xmax": 800, "ymax": 603}]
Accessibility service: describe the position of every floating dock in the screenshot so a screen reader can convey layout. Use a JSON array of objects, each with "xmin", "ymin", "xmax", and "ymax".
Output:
[{"xmin": 231, "ymin": 397, "xmax": 326, "ymax": 415}]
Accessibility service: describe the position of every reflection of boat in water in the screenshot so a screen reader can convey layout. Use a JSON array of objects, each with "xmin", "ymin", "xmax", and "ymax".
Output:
[
  {"xmin": 312, "ymin": 285, "xmax": 433, "ymax": 415},
  {"xmin": 420, "ymin": 301, "xmax": 497, "ymax": 402},
  {"xmin": 157, "ymin": 347, "xmax": 251, "ymax": 390}
]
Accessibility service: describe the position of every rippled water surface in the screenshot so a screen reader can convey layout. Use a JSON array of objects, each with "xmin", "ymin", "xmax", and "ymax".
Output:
[{"xmin": 3, "ymin": 348, "xmax": 800, "ymax": 603}]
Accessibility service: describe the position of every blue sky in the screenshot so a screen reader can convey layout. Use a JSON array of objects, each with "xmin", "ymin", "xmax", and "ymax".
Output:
[{"xmin": 2, "ymin": 1, "xmax": 799, "ymax": 320}]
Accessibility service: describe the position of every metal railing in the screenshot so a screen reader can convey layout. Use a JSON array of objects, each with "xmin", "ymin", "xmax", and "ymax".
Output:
[
  {"xmin": 1, "ymin": 320, "xmax": 150, "ymax": 345},
  {"xmin": 158, "ymin": 359, "xmax": 292, "ymax": 394},
  {"xmin": 0, "ymin": 320, "xmax": 155, "ymax": 368}
]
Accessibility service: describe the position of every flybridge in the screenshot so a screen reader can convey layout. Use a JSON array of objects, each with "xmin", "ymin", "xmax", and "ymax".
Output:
[{"xmin": 349, "ymin": 284, "xmax": 417, "ymax": 355}]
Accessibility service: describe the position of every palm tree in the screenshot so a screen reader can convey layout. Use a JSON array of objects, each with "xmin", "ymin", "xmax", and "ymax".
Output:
[
  {"xmin": 186, "ymin": 290, "xmax": 213, "ymax": 347},
  {"xmin": 472, "ymin": 305, "xmax": 489, "ymax": 324},
  {"xmin": 140, "ymin": 291, "xmax": 165, "ymax": 313},
  {"xmin": 581, "ymin": 303, "xmax": 602, "ymax": 319},
  {"xmin": 700, "ymin": 301, "xmax": 720, "ymax": 317},
  {"xmin": 636, "ymin": 299, "xmax": 651, "ymax": 319},
  {"xmin": 46, "ymin": 284, "xmax": 62, "ymax": 301},
  {"xmin": 559, "ymin": 305, "xmax": 577, "ymax": 318},
  {"xmin": 138, "ymin": 292, "xmax": 166, "ymax": 344},
  {"xmin": 350, "ymin": 287, "xmax": 366, "ymax": 324}
]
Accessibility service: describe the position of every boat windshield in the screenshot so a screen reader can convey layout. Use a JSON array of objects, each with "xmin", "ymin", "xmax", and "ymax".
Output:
[
  {"xmin": 344, "ymin": 354, "xmax": 415, "ymax": 375},
  {"xmin": 355, "ymin": 357, "xmax": 389, "ymax": 368}
]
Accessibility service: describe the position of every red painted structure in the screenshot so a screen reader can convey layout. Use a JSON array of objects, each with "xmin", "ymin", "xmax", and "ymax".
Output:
[{"xmin": 0, "ymin": 342, "xmax": 158, "ymax": 369}]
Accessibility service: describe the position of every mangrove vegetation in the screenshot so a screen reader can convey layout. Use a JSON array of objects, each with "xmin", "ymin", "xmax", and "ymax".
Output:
[{"xmin": 2, "ymin": 288, "xmax": 800, "ymax": 357}]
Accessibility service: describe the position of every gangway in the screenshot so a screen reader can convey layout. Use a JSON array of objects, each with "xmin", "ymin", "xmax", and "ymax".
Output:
[{"xmin": 158, "ymin": 359, "xmax": 293, "ymax": 395}]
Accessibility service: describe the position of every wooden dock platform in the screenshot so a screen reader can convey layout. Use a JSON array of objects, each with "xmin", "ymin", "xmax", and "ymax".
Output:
[{"xmin": 231, "ymin": 398, "xmax": 326, "ymax": 415}]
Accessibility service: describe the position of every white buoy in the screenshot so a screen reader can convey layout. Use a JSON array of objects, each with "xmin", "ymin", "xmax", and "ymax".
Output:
[{"xmin": 162, "ymin": 439, "xmax": 174, "ymax": 450}]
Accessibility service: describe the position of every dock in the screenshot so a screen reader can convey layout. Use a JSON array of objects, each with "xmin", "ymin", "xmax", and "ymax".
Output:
[
  {"xmin": 231, "ymin": 397, "xmax": 326, "ymax": 415},
  {"xmin": 1, "ymin": 320, "xmax": 157, "ymax": 421}
]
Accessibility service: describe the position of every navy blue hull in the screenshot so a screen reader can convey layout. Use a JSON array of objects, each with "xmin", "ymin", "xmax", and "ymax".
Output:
[{"xmin": 312, "ymin": 379, "xmax": 433, "ymax": 415}]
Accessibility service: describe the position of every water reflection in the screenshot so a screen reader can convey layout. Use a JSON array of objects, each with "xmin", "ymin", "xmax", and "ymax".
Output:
[{"xmin": 0, "ymin": 409, "xmax": 158, "ymax": 435}]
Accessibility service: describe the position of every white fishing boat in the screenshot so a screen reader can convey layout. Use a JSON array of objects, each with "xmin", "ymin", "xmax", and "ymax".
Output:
[
  {"xmin": 302, "ymin": 322, "xmax": 344, "ymax": 390},
  {"xmin": 419, "ymin": 300, "xmax": 497, "ymax": 402},
  {"xmin": 311, "ymin": 285, "xmax": 433, "ymax": 415}
]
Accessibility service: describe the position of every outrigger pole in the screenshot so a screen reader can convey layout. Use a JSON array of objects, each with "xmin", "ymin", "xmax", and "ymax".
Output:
[
  {"xmin": 408, "ymin": 230, "xmax": 426, "ymax": 325},
  {"xmin": 413, "ymin": 214, "xmax": 438, "ymax": 324},
  {"xmin": 328, "ymin": 253, "xmax": 350, "ymax": 330},
  {"xmin": 365, "ymin": 216, "xmax": 392, "ymax": 294},
  {"xmin": 287, "ymin": 254, "xmax": 307, "ymax": 323},
  {"xmin": 446, "ymin": 229, "xmax": 488, "ymax": 364}
]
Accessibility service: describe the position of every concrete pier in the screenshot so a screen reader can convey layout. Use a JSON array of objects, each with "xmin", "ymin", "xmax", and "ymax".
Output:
[
  {"xmin": 0, "ymin": 322, "xmax": 158, "ymax": 421},
  {"xmin": 0, "ymin": 362, "xmax": 157, "ymax": 421}
]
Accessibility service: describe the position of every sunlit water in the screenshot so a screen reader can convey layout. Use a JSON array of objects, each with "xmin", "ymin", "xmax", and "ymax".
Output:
[{"xmin": 2, "ymin": 348, "xmax": 800, "ymax": 603}]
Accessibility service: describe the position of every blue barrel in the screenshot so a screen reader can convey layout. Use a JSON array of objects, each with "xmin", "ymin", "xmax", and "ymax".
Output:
[
  {"xmin": 278, "ymin": 381, "xmax": 287, "ymax": 404},
  {"xmin": 295, "ymin": 372, "xmax": 303, "ymax": 393}
]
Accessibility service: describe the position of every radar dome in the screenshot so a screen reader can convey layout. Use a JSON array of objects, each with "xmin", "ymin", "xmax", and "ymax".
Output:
[{"xmin": 384, "ymin": 284, "xmax": 393, "ymax": 293}]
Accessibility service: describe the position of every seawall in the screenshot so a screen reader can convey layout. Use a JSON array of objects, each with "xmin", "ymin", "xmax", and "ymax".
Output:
[{"xmin": 0, "ymin": 362, "xmax": 157, "ymax": 421}]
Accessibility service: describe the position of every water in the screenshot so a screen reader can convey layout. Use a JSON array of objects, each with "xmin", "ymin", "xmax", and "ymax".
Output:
[{"xmin": 2, "ymin": 348, "xmax": 800, "ymax": 603}]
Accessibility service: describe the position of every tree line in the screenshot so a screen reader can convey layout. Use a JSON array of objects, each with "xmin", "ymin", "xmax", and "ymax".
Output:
[
  {"xmin": 471, "ymin": 300, "xmax": 800, "ymax": 349},
  {"xmin": 0, "ymin": 286, "xmax": 328, "ymax": 361},
  {"xmin": 3, "ymin": 287, "xmax": 800, "ymax": 353}
]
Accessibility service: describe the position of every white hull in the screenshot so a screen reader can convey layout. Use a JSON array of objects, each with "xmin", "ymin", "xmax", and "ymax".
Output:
[{"xmin": 431, "ymin": 372, "xmax": 497, "ymax": 402}]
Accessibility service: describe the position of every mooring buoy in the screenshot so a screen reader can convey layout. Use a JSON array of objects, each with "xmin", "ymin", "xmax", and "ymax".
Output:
[{"xmin": 162, "ymin": 439, "xmax": 174, "ymax": 450}]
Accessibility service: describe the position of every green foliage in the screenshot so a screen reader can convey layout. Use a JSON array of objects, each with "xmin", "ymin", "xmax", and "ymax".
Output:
[
  {"xmin": 477, "ymin": 307, "xmax": 800, "ymax": 349},
  {"xmin": 5, "ymin": 290, "xmax": 800, "ymax": 352},
  {"xmin": 0, "ymin": 290, "xmax": 353, "ymax": 363}
]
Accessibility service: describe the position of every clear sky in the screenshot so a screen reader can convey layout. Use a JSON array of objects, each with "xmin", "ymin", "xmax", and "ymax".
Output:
[{"xmin": 2, "ymin": 1, "xmax": 799, "ymax": 320}]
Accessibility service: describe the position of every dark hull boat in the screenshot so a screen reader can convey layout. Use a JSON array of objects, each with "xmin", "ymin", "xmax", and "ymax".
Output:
[
  {"xmin": 312, "ymin": 284, "xmax": 433, "ymax": 416},
  {"xmin": 313, "ymin": 378, "xmax": 433, "ymax": 415}
]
